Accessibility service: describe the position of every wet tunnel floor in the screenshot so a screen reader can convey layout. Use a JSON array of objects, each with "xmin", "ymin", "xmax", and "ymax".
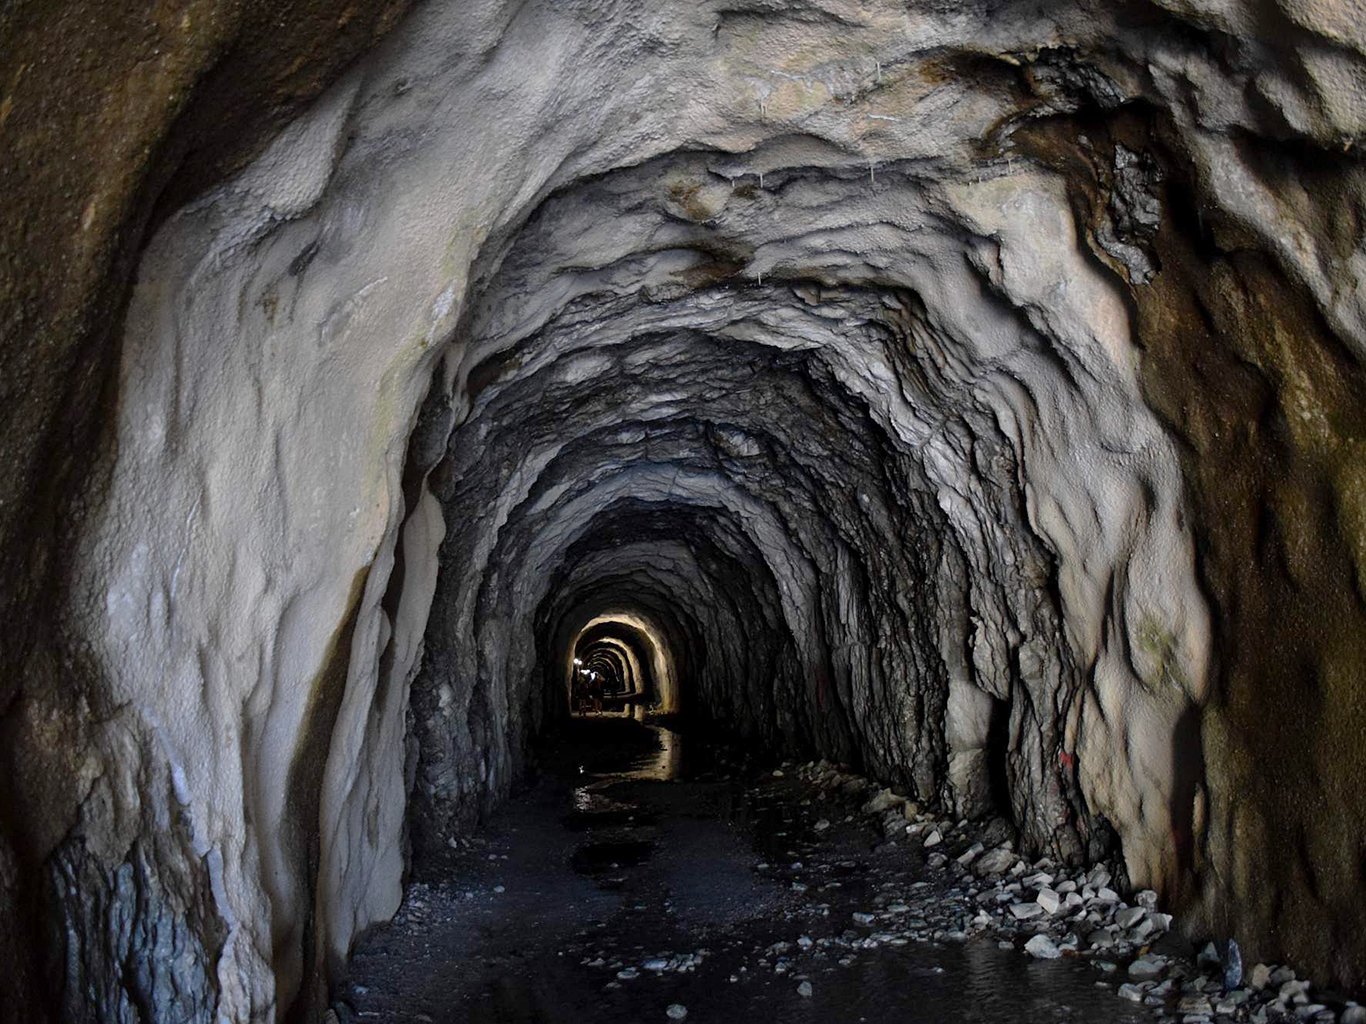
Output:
[{"xmin": 339, "ymin": 718, "xmax": 1153, "ymax": 1023}]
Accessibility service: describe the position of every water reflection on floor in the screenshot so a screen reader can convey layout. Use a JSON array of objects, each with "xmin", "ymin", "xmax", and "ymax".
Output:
[
  {"xmin": 570, "ymin": 711, "xmax": 683, "ymax": 780},
  {"xmin": 339, "ymin": 717, "xmax": 1152, "ymax": 1024}
]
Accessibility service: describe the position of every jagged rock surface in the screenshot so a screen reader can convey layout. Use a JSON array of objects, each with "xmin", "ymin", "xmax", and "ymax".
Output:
[{"xmin": 2, "ymin": 0, "xmax": 1366, "ymax": 1020}]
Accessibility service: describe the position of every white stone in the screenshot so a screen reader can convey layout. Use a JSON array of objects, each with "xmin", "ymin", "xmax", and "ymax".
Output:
[
  {"xmin": 1129, "ymin": 956, "xmax": 1166, "ymax": 980},
  {"xmin": 861, "ymin": 788, "xmax": 904, "ymax": 814},
  {"xmin": 1279, "ymin": 979, "xmax": 1309, "ymax": 1003},
  {"xmin": 1036, "ymin": 888, "xmax": 1061, "ymax": 915},
  {"xmin": 1024, "ymin": 934, "xmax": 1062, "ymax": 959},
  {"xmin": 972, "ymin": 847, "xmax": 1016, "ymax": 877},
  {"xmin": 1115, "ymin": 906, "xmax": 1146, "ymax": 928},
  {"xmin": 1178, "ymin": 993, "xmax": 1212, "ymax": 1015}
]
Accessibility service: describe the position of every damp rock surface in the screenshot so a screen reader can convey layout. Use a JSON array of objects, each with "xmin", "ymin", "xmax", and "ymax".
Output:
[{"xmin": 2, "ymin": 0, "xmax": 1366, "ymax": 1018}]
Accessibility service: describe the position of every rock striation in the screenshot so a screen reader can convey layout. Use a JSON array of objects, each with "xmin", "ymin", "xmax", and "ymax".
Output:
[{"xmin": 2, "ymin": 0, "xmax": 1366, "ymax": 1020}]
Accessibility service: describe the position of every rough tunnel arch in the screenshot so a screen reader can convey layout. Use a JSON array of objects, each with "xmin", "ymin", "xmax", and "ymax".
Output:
[
  {"xmin": 9, "ymin": 2, "xmax": 1366, "ymax": 1019},
  {"xmin": 568, "ymin": 617, "xmax": 673, "ymax": 713}
]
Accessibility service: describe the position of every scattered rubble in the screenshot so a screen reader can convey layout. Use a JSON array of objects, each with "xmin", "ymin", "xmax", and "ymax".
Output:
[{"xmin": 773, "ymin": 758, "xmax": 1356, "ymax": 1024}]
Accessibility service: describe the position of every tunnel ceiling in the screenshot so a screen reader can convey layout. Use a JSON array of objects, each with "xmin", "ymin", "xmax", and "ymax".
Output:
[{"xmin": 4, "ymin": 0, "xmax": 1366, "ymax": 1021}]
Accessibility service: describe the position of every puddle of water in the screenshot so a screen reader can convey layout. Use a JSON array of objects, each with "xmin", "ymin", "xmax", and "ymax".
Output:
[
  {"xmin": 642, "ymin": 725, "xmax": 683, "ymax": 780},
  {"xmin": 562, "ymin": 808, "xmax": 655, "ymax": 831},
  {"xmin": 344, "ymin": 718, "xmax": 1160, "ymax": 1024},
  {"xmin": 647, "ymin": 937, "xmax": 1156, "ymax": 1024},
  {"xmin": 447, "ymin": 933, "xmax": 1154, "ymax": 1024},
  {"xmin": 570, "ymin": 839, "xmax": 655, "ymax": 874}
]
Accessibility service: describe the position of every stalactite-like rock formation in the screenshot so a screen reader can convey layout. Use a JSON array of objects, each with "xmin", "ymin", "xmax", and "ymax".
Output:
[{"xmin": 2, "ymin": 1, "xmax": 1365, "ymax": 1020}]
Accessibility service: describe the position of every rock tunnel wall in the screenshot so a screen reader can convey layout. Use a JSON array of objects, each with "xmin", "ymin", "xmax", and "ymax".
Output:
[
  {"xmin": 2, "ymin": 0, "xmax": 1366, "ymax": 1020},
  {"xmin": 400, "ymin": 134, "xmax": 1204, "ymax": 878}
]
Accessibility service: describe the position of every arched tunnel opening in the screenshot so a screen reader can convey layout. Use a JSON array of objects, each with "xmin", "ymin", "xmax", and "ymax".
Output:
[
  {"xmin": 4, "ymin": 2, "xmax": 1366, "ymax": 1022},
  {"xmin": 567, "ymin": 615, "xmax": 673, "ymax": 715}
]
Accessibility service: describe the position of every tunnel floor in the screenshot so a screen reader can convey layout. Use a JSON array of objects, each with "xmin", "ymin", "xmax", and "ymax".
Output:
[{"xmin": 338, "ymin": 718, "xmax": 1155, "ymax": 1023}]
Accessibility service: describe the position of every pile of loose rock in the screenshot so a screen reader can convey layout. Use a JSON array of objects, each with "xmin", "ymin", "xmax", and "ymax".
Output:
[{"xmin": 790, "ymin": 759, "xmax": 1365, "ymax": 1024}]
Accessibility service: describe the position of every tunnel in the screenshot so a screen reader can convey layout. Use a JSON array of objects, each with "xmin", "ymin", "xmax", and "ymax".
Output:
[
  {"xmin": 566, "ymin": 615, "xmax": 672, "ymax": 713},
  {"xmin": 2, "ymin": 0, "xmax": 1366, "ymax": 1021}
]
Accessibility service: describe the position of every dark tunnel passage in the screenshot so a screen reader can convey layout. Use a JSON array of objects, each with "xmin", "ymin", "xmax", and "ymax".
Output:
[{"xmin": 4, "ymin": 1, "xmax": 1366, "ymax": 1022}]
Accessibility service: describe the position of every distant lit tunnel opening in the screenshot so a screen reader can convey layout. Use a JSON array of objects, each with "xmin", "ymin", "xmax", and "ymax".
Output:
[{"xmin": 563, "ymin": 611, "xmax": 680, "ymax": 717}]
